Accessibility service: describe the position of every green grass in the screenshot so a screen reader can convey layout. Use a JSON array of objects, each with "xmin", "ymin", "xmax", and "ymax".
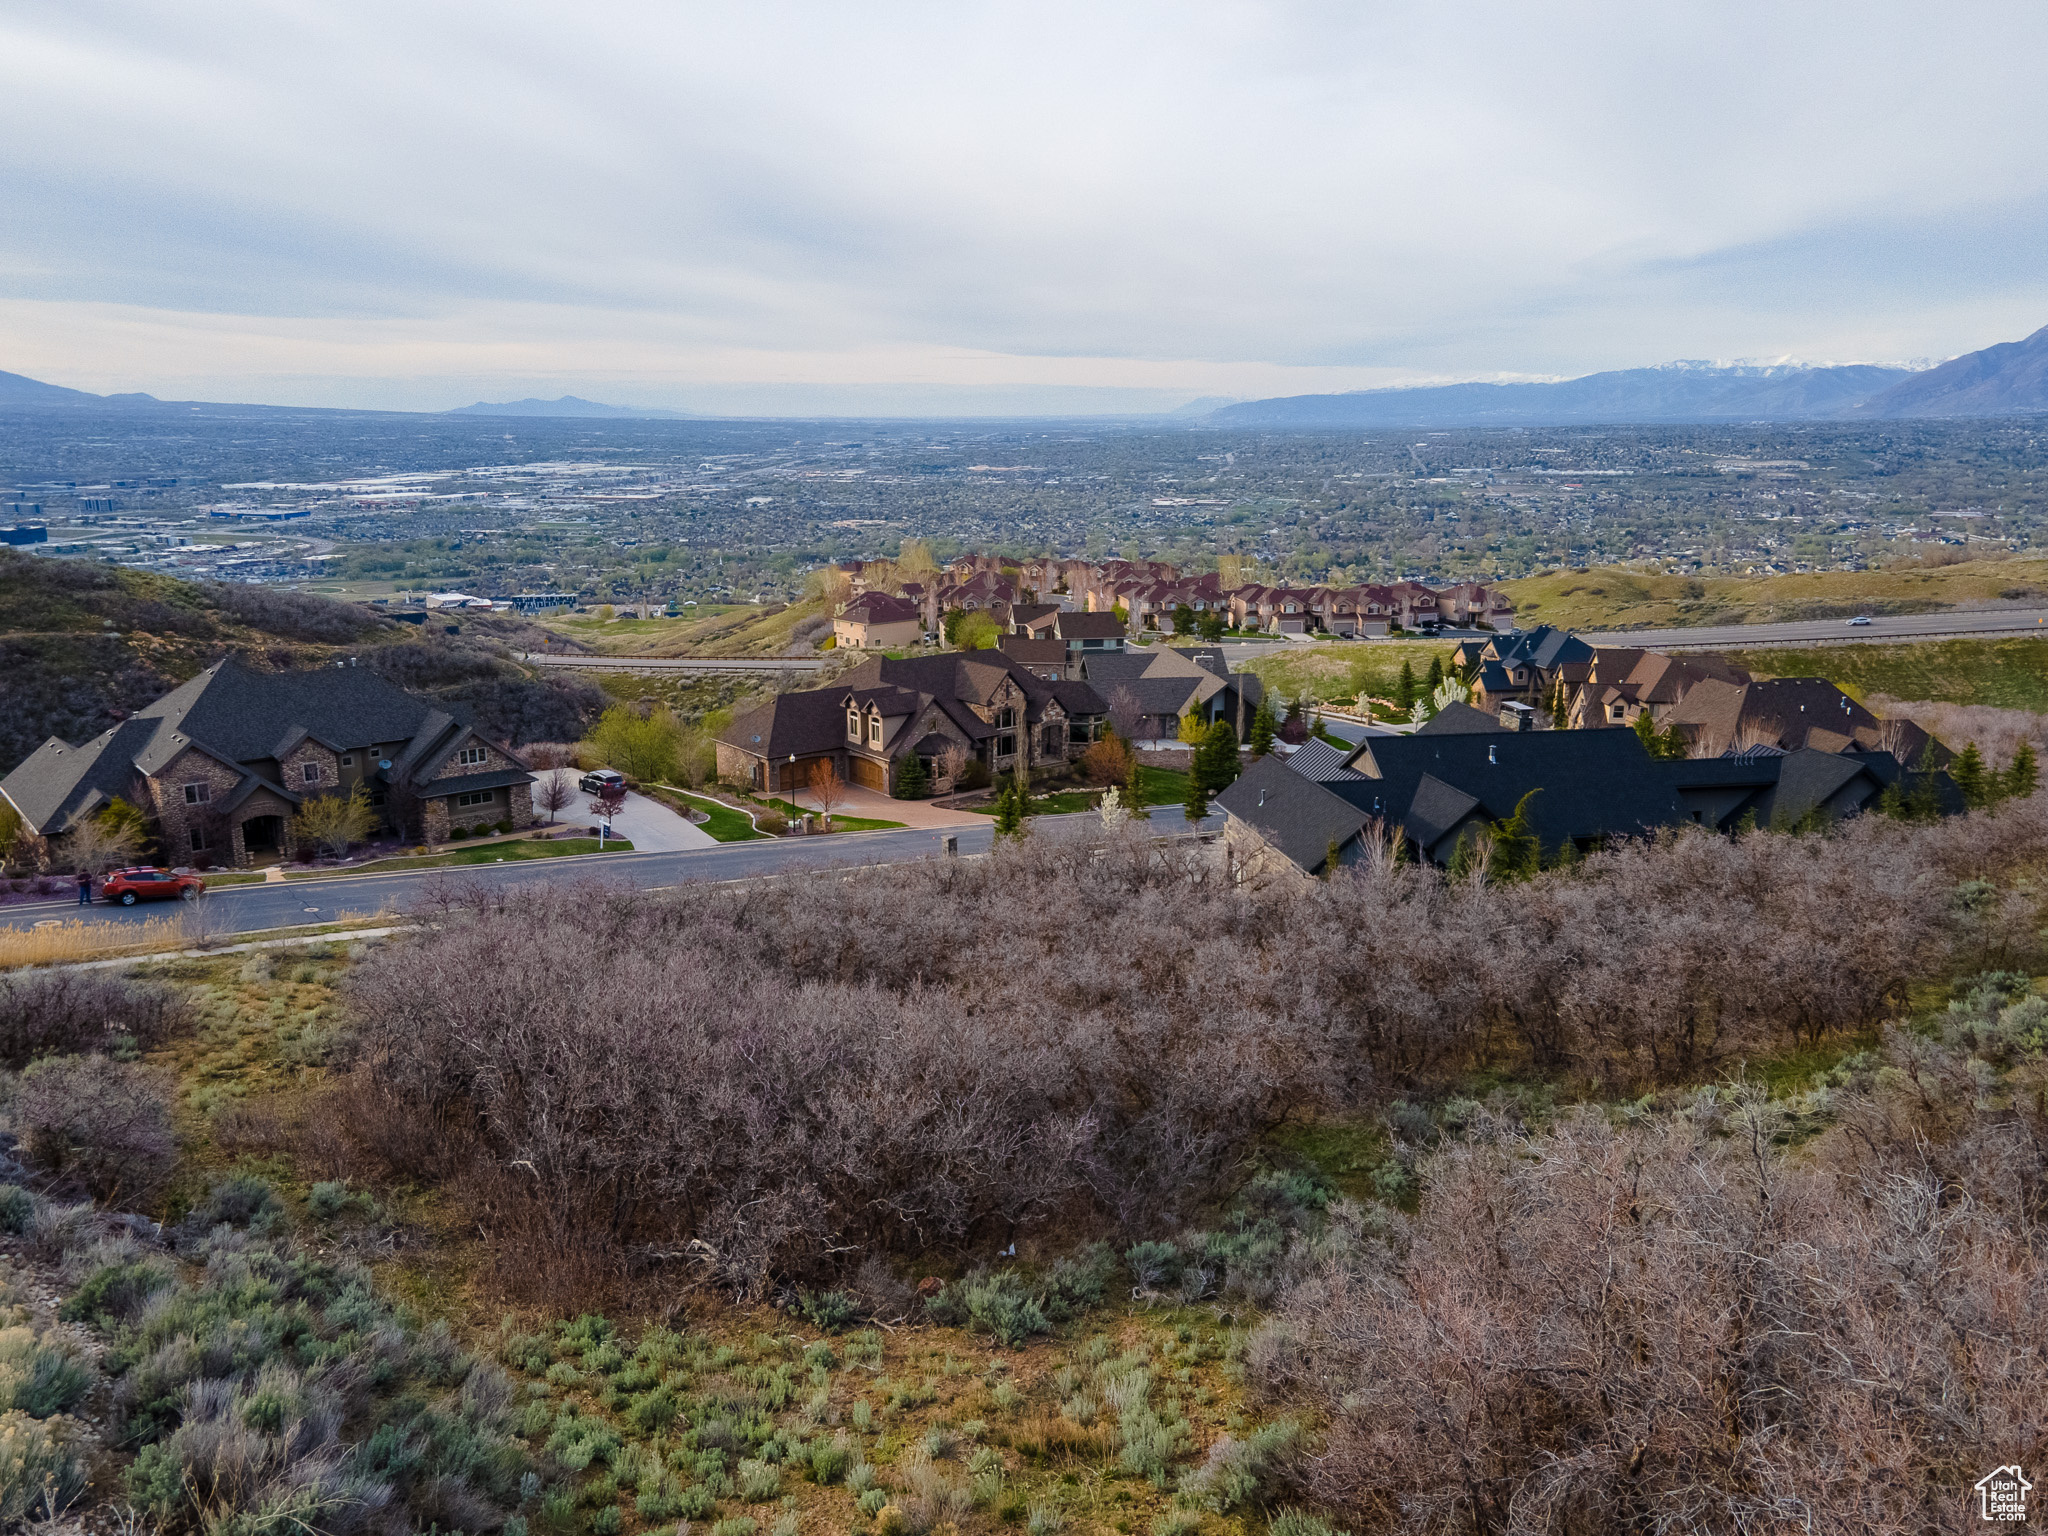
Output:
[
  {"xmin": 962, "ymin": 765, "xmax": 1195, "ymax": 816},
  {"xmin": 1724, "ymin": 635, "xmax": 2048, "ymax": 712},
  {"xmin": 1238, "ymin": 641, "xmax": 1464, "ymax": 706},
  {"xmin": 284, "ymin": 836, "xmax": 634, "ymax": 878},
  {"xmin": 761, "ymin": 798, "xmax": 905, "ymax": 832},
  {"xmin": 648, "ymin": 787, "xmax": 766, "ymax": 842}
]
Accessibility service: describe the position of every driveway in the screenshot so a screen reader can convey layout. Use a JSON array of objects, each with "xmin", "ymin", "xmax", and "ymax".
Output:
[
  {"xmin": 792, "ymin": 782, "xmax": 986, "ymax": 829},
  {"xmin": 545, "ymin": 788, "xmax": 718, "ymax": 851}
]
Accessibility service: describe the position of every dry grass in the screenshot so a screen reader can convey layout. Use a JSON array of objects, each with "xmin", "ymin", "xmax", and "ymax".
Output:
[
  {"xmin": 0, "ymin": 913, "xmax": 197, "ymax": 970},
  {"xmin": 544, "ymin": 598, "xmax": 834, "ymax": 658},
  {"xmin": 1501, "ymin": 554, "xmax": 2048, "ymax": 632}
]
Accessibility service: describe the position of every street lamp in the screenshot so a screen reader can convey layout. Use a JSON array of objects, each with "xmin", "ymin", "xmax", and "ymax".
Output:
[{"xmin": 788, "ymin": 754, "xmax": 797, "ymax": 811}]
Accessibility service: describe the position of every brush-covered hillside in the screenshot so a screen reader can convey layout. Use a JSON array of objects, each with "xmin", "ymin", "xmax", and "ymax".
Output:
[
  {"xmin": 1500, "ymin": 555, "xmax": 2048, "ymax": 631},
  {"xmin": 541, "ymin": 598, "xmax": 835, "ymax": 658},
  {"xmin": 0, "ymin": 549, "xmax": 606, "ymax": 774}
]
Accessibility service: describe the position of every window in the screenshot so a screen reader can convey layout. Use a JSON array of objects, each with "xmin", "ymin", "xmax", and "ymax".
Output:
[
  {"xmin": 189, "ymin": 826, "xmax": 208, "ymax": 851},
  {"xmin": 183, "ymin": 782, "xmax": 210, "ymax": 805},
  {"xmin": 455, "ymin": 789, "xmax": 497, "ymax": 807},
  {"xmin": 457, "ymin": 746, "xmax": 487, "ymax": 767},
  {"xmin": 996, "ymin": 706, "xmax": 1016, "ymax": 730},
  {"xmin": 848, "ymin": 709, "xmax": 861, "ymax": 741},
  {"xmin": 340, "ymin": 753, "xmax": 354, "ymax": 767},
  {"xmin": 998, "ymin": 734, "xmax": 1016, "ymax": 758},
  {"xmin": 868, "ymin": 716, "xmax": 882, "ymax": 747},
  {"xmin": 302, "ymin": 762, "xmax": 321, "ymax": 784}
]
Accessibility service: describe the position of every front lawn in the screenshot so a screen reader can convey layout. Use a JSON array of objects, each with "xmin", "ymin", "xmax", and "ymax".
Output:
[
  {"xmin": 761, "ymin": 797, "xmax": 906, "ymax": 832},
  {"xmin": 962, "ymin": 765, "xmax": 1195, "ymax": 816},
  {"xmin": 284, "ymin": 836, "xmax": 634, "ymax": 878},
  {"xmin": 649, "ymin": 786, "xmax": 766, "ymax": 842}
]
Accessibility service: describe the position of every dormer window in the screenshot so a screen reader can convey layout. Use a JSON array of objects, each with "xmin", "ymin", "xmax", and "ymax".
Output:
[
  {"xmin": 868, "ymin": 716, "xmax": 883, "ymax": 747},
  {"xmin": 848, "ymin": 708, "xmax": 861, "ymax": 741}
]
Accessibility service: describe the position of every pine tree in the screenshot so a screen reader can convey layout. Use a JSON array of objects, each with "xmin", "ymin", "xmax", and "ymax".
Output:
[
  {"xmin": 1633, "ymin": 710, "xmax": 1663, "ymax": 758},
  {"xmin": 895, "ymin": 752, "xmax": 929, "ymax": 799},
  {"xmin": 2007, "ymin": 741, "xmax": 2039, "ymax": 801},
  {"xmin": 1907, "ymin": 745, "xmax": 1942, "ymax": 822},
  {"xmin": 1198, "ymin": 719, "xmax": 1242, "ymax": 791},
  {"xmin": 1659, "ymin": 721, "xmax": 1688, "ymax": 760},
  {"xmin": 1490, "ymin": 789, "xmax": 1543, "ymax": 881},
  {"xmin": 1249, "ymin": 699, "xmax": 1277, "ymax": 756},
  {"xmin": 1425, "ymin": 654, "xmax": 1444, "ymax": 694},
  {"xmin": 1549, "ymin": 678, "xmax": 1569, "ymax": 729},
  {"xmin": 1281, "ymin": 696, "xmax": 1308, "ymax": 745},
  {"xmin": 1951, "ymin": 742, "xmax": 1988, "ymax": 808},
  {"xmin": 1184, "ymin": 771, "xmax": 1211, "ymax": 823},
  {"xmin": 1395, "ymin": 661, "xmax": 1417, "ymax": 712}
]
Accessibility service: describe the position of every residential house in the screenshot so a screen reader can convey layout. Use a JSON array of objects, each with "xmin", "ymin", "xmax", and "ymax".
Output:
[
  {"xmin": 1665, "ymin": 676, "xmax": 1945, "ymax": 762},
  {"xmin": 1566, "ymin": 648, "xmax": 1750, "ymax": 730},
  {"xmin": 1080, "ymin": 646, "xmax": 1264, "ymax": 742},
  {"xmin": 833, "ymin": 591, "xmax": 925, "ymax": 650},
  {"xmin": 714, "ymin": 652, "xmax": 1107, "ymax": 798},
  {"xmin": 1215, "ymin": 724, "xmax": 1938, "ymax": 879},
  {"xmin": 0, "ymin": 657, "xmax": 535, "ymax": 866},
  {"xmin": 997, "ymin": 634, "xmax": 1074, "ymax": 681},
  {"xmin": 1055, "ymin": 609, "xmax": 1128, "ymax": 659}
]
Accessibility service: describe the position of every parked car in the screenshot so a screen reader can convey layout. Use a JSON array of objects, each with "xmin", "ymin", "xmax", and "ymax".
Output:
[
  {"xmin": 579, "ymin": 768, "xmax": 627, "ymax": 794},
  {"xmin": 102, "ymin": 866, "xmax": 206, "ymax": 905}
]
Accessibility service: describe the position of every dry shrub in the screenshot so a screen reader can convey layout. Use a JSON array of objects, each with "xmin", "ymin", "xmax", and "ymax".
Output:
[
  {"xmin": 0, "ymin": 971, "xmax": 190, "ymax": 1068},
  {"xmin": 1257, "ymin": 1038, "xmax": 2048, "ymax": 1534},
  {"xmin": 325, "ymin": 796, "xmax": 2048, "ymax": 1306},
  {"xmin": 1868, "ymin": 693, "xmax": 2048, "ymax": 771},
  {"xmin": 11, "ymin": 1056, "xmax": 176, "ymax": 1204}
]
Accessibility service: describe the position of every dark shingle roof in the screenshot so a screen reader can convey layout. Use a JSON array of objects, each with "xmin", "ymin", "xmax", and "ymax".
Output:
[
  {"xmin": 1416, "ymin": 701, "xmax": 1509, "ymax": 735},
  {"xmin": 1215, "ymin": 755, "xmax": 1373, "ymax": 875}
]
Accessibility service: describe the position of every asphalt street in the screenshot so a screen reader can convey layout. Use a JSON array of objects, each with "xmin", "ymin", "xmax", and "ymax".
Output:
[
  {"xmin": 1, "ymin": 808, "xmax": 1221, "ymax": 942},
  {"xmin": 1578, "ymin": 606, "xmax": 2048, "ymax": 651}
]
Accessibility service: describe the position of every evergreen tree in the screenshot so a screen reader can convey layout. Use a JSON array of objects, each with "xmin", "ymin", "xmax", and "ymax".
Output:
[
  {"xmin": 1659, "ymin": 721, "xmax": 1689, "ymax": 760},
  {"xmin": 1395, "ymin": 661, "xmax": 1417, "ymax": 711},
  {"xmin": 1951, "ymin": 742, "xmax": 1988, "ymax": 808},
  {"xmin": 1549, "ymin": 678, "xmax": 1569, "ymax": 729},
  {"xmin": 990, "ymin": 775, "xmax": 1020, "ymax": 838},
  {"xmin": 894, "ymin": 752, "xmax": 929, "ymax": 799},
  {"xmin": 1633, "ymin": 710, "xmax": 1663, "ymax": 758},
  {"xmin": 2007, "ymin": 741, "xmax": 2039, "ymax": 801},
  {"xmin": 1199, "ymin": 610, "xmax": 1226, "ymax": 642},
  {"xmin": 1907, "ymin": 745, "xmax": 1942, "ymax": 822},
  {"xmin": 1195, "ymin": 720, "xmax": 1242, "ymax": 792},
  {"xmin": 1249, "ymin": 698, "xmax": 1277, "ymax": 756},
  {"xmin": 1280, "ymin": 696, "xmax": 1308, "ymax": 745},
  {"xmin": 1178, "ymin": 711, "xmax": 1206, "ymax": 745},
  {"xmin": 1879, "ymin": 779, "xmax": 1908, "ymax": 820},
  {"xmin": 1184, "ymin": 771, "xmax": 1211, "ymax": 822},
  {"xmin": 1489, "ymin": 789, "xmax": 1543, "ymax": 881},
  {"xmin": 1425, "ymin": 654, "xmax": 1444, "ymax": 694}
]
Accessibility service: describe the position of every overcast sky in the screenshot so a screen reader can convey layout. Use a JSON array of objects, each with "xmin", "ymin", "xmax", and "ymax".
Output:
[{"xmin": 4, "ymin": 2, "xmax": 2047, "ymax": 415}]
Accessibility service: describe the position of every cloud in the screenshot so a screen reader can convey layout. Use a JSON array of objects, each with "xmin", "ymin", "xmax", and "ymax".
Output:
[{"xmin": 3, "ymin": 1, "xmax": 2046, "ymax": 412}]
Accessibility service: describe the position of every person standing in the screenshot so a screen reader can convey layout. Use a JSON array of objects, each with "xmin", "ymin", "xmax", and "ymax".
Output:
[{"xmin": 75, "ymin": 868, "xmax": 92, "ymax": 906}]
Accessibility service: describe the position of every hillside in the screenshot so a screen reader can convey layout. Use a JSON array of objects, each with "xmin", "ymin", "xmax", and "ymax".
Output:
[
  {"xmin": 1498, "ymin": 555, "xmax": 2048, "ymax": 632},
  {"xmin": 542, "ymin": 597, "xmax": 835, "ymax": 658},
  {"xmin": 1861, "ymin": 322, "xmax": 2048, "ymax": 418},
  {"xmin": 1207, "ymin": 361, "xmax": 1912, "ymax": 429},
  {"xmin": 0, "ymin": 549, "xmax": 603, "ymax": 774}
]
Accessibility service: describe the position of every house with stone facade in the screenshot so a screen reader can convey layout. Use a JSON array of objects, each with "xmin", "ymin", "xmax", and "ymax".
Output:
[
  {"xmin": 0, "ymin": 657, "xmax": 535, "ymax": 867},
  {"xmin": 715, "ymin": 651, "xmax": 1107, "ymax": 798}
]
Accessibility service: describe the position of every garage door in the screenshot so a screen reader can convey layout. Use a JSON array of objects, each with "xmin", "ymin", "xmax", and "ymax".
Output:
[{"xmin": 850, "ymin": 756, "xmax": 888, "ymax": 792}]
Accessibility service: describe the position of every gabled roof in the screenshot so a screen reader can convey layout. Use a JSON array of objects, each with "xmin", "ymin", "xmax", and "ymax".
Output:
[
  {"xmin": 1216, "ymin": 755, "xmax": 1374, "ymax": 875},
  {"xmin": 840, "ymin": 592, "xmax": 922, "ymax": 625},
  {"xmin": 1416, "ymin": 702, "xmax": 1508, "ymax": 735},
  {"xmin": 1288, "ymin": 737, "xmax": 1367, "ymax": 782},
  {"xmin": 1057, "ymin": 611, "xmax": 1126, "ymax": 639}
]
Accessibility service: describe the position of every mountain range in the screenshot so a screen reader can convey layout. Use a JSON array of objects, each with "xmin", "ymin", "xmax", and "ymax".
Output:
[
  {"xmin": 5, "ymin": 323, "xmax": 2048, "ymax": 426},
  {"xmin": 1207, "ymin": 325, "xmax": 2048, "ymax": 428},
  {"xmin": 444, "ymin": 395, "xmax": 697, "ymax": 420}
]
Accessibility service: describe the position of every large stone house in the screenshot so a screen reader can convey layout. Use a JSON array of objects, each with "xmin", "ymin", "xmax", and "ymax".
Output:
[
  {"xmin": 0, "ymin": 658, "xmax": 535, "ymax": 867},
  {"xmin": 715, "ymin": 651, "xmax": 1108, "ymax": 798}
]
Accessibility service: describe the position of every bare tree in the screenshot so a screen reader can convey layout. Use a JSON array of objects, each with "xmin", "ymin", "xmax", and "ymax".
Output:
[
  {"xmin": 536, "ymin": 766, "xmax": 577, "ymax": 827},
  {"xmin": 63, "ymin": 815, "xmax": 141, "ymax": 878},
  {"xmin": 933, "ymin": 741, "xmax": 969, "ymax": 794},
  {"xmin": 808, "ymin": 760, "xmax": 848, "ymax": 823},
  {"xmin": 587, "ymin": 782, "xmax": 627, "ymax": 829},
  {"xmin": 1105, "ymin": 683, "xmax": 1145, "ymax": 745}
]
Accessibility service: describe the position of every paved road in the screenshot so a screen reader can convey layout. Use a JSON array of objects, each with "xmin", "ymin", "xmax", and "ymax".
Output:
[
  {"xmin": 522, "ymin": 652, "xmax": 822, "ymax": 675},
  {"xmin": 0, "ymin": 808, "xmax": 1221, "ymax": 942},
  {"xmin": 1579, "ymin": 606, "xmax": 2048, "ymax": 652}
]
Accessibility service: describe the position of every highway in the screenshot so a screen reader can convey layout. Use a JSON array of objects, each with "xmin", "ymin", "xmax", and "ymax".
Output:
[
  {"xmin": 522, "ymin": 652, "xmax": 822, "ymax": 675},
  {"xmin": 0, "ymin": 808, "xmax": 1221, "ymax": 943},
  {"xmin": 1578, "ymin": 606, "xmax": 2048, "ymax": 652}
]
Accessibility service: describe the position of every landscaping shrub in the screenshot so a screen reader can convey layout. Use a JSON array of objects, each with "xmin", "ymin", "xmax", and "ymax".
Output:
[
  {"xmin": 11, "ymin": 1057, "xmax": 175, "ymax": 1202},
  {"xmin": 0, "ymin": 971, "xmax": 189, "ymax": 1067}
]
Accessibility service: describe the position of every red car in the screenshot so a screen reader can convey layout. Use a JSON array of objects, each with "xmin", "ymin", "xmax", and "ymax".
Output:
[{"xmin": 101, "ymin": 867, "xmax": 207, "ymax": 906}]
